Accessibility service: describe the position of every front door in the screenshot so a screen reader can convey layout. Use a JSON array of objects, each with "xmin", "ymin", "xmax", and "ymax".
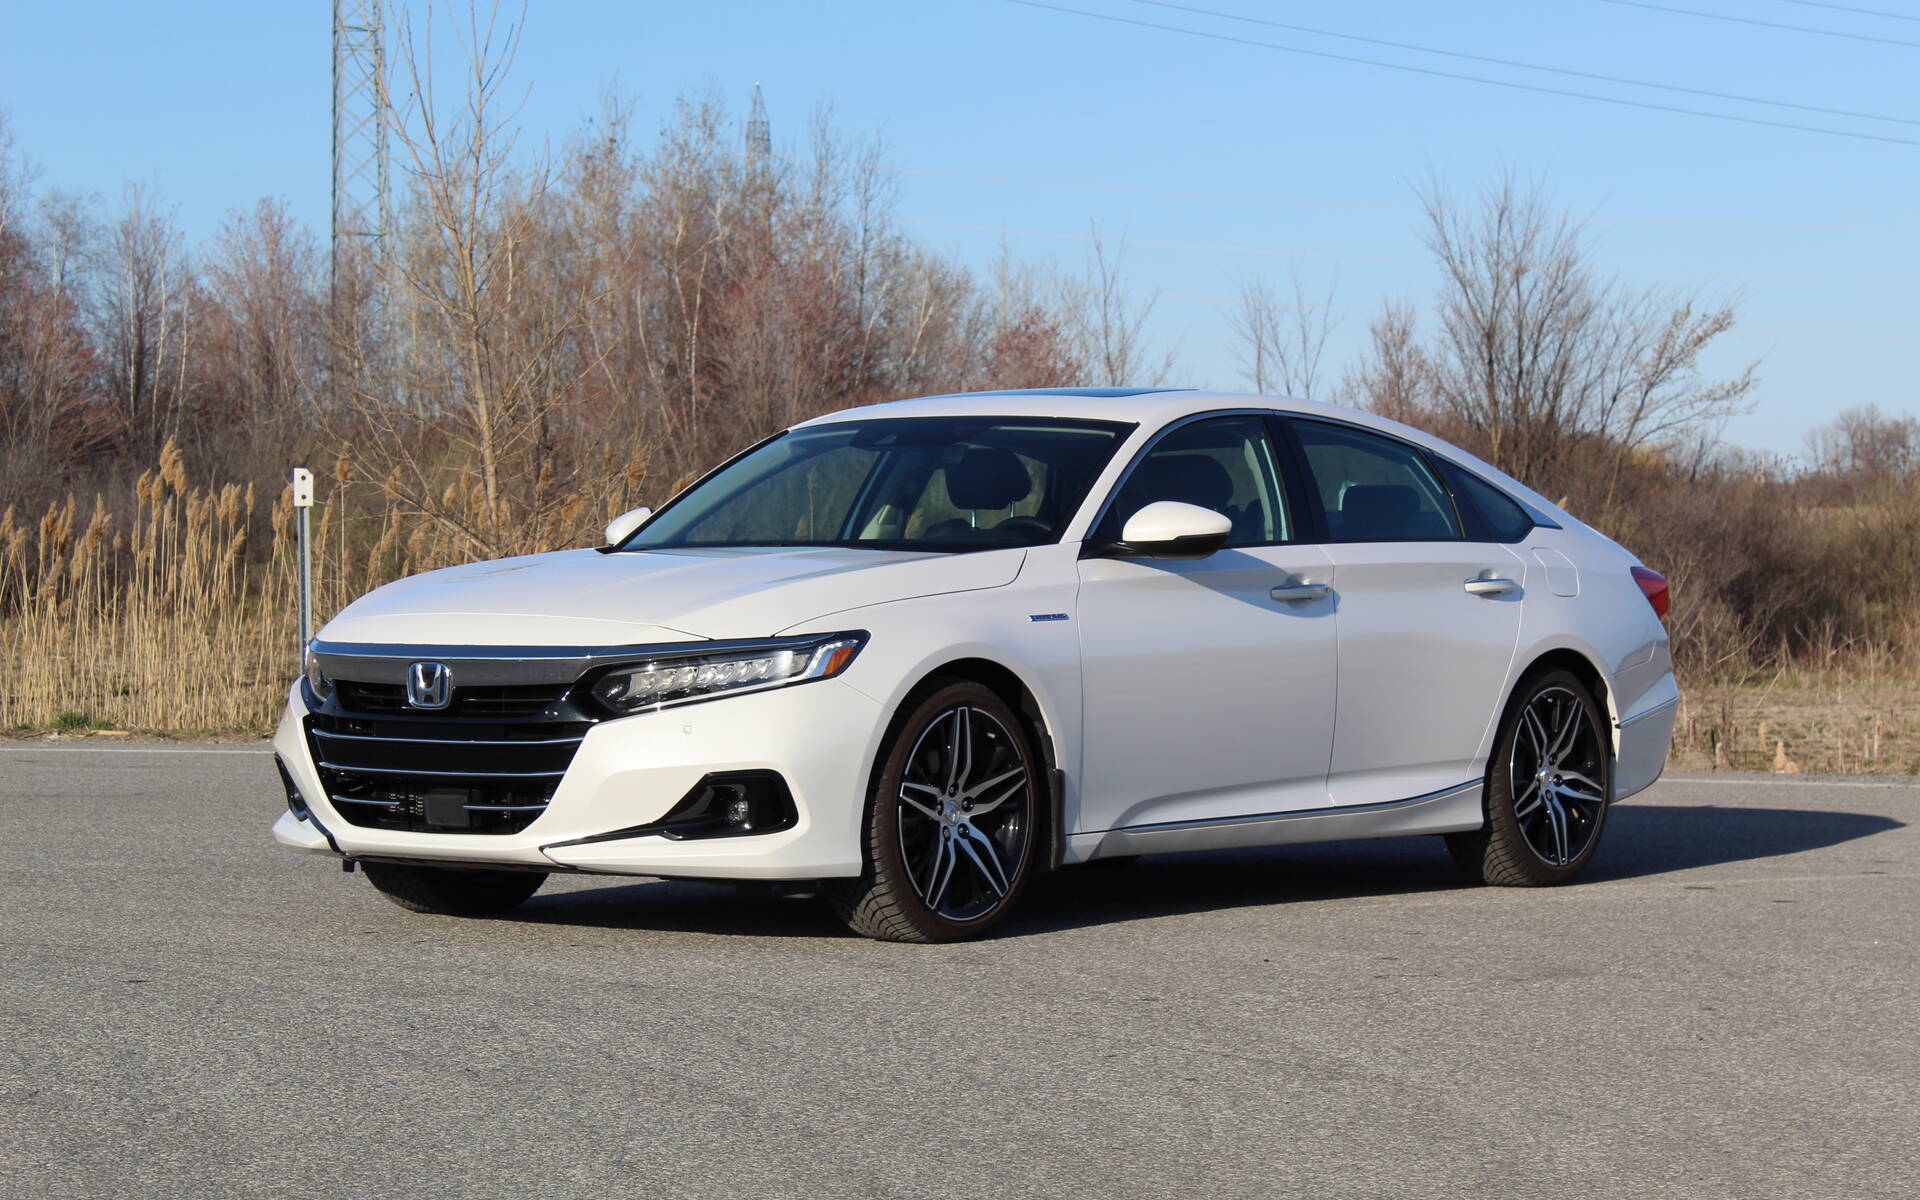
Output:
[{"xmin": 1074, "ymin": 415, "xmax": 1339, "ymax": 833}]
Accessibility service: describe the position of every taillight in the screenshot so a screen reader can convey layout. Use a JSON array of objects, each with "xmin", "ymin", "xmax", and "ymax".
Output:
[{"xmin": 1631, "ymin": 566, "xmax": 1669, "ymax": 621}]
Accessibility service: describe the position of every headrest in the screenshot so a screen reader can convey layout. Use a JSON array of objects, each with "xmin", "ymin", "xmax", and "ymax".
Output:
[
  {"xmin": 1129, "ymin": 454, "xmax": 1234, "ymax": 512},
  {"xmin": 946, "ymin": 448, "xmax": 1033, "ymax": 510}
]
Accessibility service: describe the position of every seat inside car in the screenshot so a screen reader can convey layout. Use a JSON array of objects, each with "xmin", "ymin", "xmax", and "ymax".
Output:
[
  {"xmin": 1119, "ymin": 454, "xmax": 1266, "ymax": 543},
  {"xmin": 1335, "ymin": 483, "xmax": 1449, "ymax": 540},
  {"xmin": 921, "ymin": 447, "xmax": 1044, "ymax": 545}
]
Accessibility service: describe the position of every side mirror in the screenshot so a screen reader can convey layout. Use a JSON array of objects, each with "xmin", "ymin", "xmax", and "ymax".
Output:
[
  {"xmin": 1112, "ymin": 500, "xmax": 1232, "ymax": 559},
  {"xmin": 603, "ymin": 506, "xmax": 652, "ymax": 546}
]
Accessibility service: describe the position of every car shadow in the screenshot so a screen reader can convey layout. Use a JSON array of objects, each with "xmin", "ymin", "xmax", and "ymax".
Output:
[
  {"xmin": 502, "ymin": 803, "xmax": 1903, "ymax": 940},
  {"xmin": 1005, "ymin": 802, "xmax": 1903, "ymax": 937}
]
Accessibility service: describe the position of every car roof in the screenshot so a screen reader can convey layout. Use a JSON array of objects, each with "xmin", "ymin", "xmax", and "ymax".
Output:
[
  {"xmin": 798, "ymin": 387, "xmax": 1360, "ymax": 429},
  {"xmin": 796, "ymin": 387, "xmax": 1577, "ymax": 528}
]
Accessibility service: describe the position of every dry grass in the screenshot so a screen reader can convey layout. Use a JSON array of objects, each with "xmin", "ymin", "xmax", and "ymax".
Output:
[
  {"xmin": 0, "ymin": 443, "xmax": 282, "ymax": 732},
  {"xmin": 0, "ymin": 441, "xmax": 520, "ymax": 734},
  {"xmin": 1670, "ymin": 669, "xmax": 1920, "ymax": 776},
  {"xmin": 4, "ymin": 444, "xmax": 1918, "ymax": 772}
]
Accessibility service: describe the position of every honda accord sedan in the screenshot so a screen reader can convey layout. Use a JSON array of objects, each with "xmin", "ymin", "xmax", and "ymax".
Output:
[{"xmin": 273, "ymin": 387, "xmax": 1678, "ymax": 941}]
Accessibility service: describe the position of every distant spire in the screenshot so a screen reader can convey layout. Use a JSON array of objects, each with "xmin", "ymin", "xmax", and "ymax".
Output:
[{"xmin": 746, "ymin": 81, "xmax": 771, "ymax": 164}]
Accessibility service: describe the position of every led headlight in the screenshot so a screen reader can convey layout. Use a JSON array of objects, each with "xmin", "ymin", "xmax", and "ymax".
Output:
[
  {"xmin": 303, "ymin": 640, "xmax": 334, "ymax": 701},
  {"xmin": 590, "ymin": 632, "xmax": 867, "ymax": 714}
]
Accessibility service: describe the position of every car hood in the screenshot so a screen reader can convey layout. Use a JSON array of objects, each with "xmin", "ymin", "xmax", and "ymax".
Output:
[{"xmin": 317, "ymin": 545, "xmax": 1028, "ymax": 646}]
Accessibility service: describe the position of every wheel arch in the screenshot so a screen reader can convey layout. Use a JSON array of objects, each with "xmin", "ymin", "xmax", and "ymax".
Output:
[
  {"xmin": 863, "ymin": 655, "xmax": 1065, "ymax": 874},
  {"xmin": 1504, "ymin": 645, "xmax": 1618, "ymax": 760}
]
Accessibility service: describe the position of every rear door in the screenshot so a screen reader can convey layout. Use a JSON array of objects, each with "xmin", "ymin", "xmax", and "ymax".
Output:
[
  {"xmin": 1074, "ymin": 414, "xmax": 1338, "ymax": 832},
  {"xmin": 1282, "ymin": 417, "xmax": 1526, "ymax": 807}
]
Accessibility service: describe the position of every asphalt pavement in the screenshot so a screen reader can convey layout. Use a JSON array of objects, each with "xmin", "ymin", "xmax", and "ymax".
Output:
[{"xmin": 1, "ymin": 743, "xmax": 1915, "ymax": 1199}]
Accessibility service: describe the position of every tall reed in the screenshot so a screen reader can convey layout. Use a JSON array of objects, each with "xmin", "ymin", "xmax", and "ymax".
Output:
[{"xmin": 0, "ymin": 440, "xmax": 549, "ymax": 732}]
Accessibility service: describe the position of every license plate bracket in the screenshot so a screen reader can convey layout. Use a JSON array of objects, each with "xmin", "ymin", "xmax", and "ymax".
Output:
[{"xmin": 421, "ymin": 789, "xmax": 473, "ymax": 828}]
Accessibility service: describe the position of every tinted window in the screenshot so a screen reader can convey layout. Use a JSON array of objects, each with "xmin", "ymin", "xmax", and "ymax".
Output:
[
  {"xmin": 623, "ymin": 417, "xmax": 1129, "ymax": 553},
  {"xmin": 1293, "ymin": 421, "xmax": 1461, "ymax": 541},
  {"xmin": 1440, "ymin": 461, "xmax": 1536, "ymax": 543},
  {"xmin": 1097, "ymin": 415, "xmax": 1290, "ymax": 547}
]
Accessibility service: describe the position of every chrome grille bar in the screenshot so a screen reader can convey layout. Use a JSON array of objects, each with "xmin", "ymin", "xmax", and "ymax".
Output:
[
  {"xmin": 310, "ymin": 727, "xmax": 584, "ymax": 748},
  {"xmin": 316, "ymin": 760, "xmax": 568, "ymax": 780}
]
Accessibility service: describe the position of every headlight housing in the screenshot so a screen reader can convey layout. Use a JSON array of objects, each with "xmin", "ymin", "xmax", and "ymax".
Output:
[
  {"xmin": 303, "ymin": 640, "xmax": 334, "ymax": 701},
  {"xmin": 589, "ymin": 632, "xmax": 867, "ymax": 714}
]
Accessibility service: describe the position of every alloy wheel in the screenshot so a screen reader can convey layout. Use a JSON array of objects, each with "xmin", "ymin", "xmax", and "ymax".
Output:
[
  {"xmin": 895, "ymin": 704, "xmax": 1032, "ymax": 922},
  {"xmin": 1508, "ymin": 685, "xmax": 1607, "ymax": 867}
]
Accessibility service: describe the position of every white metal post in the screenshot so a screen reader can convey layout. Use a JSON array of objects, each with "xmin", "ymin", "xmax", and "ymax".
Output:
[{"xmin": 293, "ymin": 468, "xmax": 315, "ymax": 661}]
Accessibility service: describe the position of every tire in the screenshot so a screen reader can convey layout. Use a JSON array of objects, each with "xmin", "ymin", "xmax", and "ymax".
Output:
[
  {"xmin": 826, "ymin": 681, "xmax": 1041, "ymax": 942},
  {"xmin": 1447, "ymin": 668, "xmax": 1611, "ymax": 887},
  {"xmin": 361, "ymin": 862, "xmax": 547, "ymax": 916}
]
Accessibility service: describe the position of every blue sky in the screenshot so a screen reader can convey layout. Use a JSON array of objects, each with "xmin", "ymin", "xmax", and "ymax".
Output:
[{"xmin": 4, "ymin": 0, "xmax": 1915, "ymax": 455}]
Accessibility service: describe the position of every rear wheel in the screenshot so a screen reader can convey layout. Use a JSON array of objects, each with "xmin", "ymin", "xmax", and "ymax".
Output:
[
  {"xmin": 361, "ymin": 862, "xmax": 547, "ymax": 916},
  {"xmin": 1447, "ymin": 669, "xmax": 1611, "ymax": 886},
  {"xmin": 827, "ymin": 682, "xmax": 1040, "ymax": 942}
]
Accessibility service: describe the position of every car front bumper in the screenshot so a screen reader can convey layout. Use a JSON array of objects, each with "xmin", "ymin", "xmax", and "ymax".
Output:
[{"xmin": 271, "ymin": 679, "xmax": 882, "ymax": 880}]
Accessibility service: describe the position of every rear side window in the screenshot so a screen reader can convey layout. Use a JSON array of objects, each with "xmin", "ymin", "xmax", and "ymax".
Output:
[
  {"xmin": 1438, "ymin": 460, "xmax": 1537, "ymax": 543},
  {"xmin": 1292, "ymin": 420, "xmax": 1461, "ymax": 541}
]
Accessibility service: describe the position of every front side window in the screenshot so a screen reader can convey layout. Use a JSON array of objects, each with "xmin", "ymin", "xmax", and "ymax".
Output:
[
  {"xmin": 1096, "ymin": 415, "xmax": 1290, "ymax": 547},
  {"xmin": 620, "ymin": 417, "xmax": 1131, "ymax": 553},
  {"xmin": 1293, "ymin": 420, "xmax": 1461, "ymax": 541}
]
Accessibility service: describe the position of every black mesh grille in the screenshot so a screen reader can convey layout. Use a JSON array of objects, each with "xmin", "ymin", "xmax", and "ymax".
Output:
[
  {"xmin": 334, "ymin": 680, "xmax": 566, "ymax": 719},
  {"xmin": 308, "ymin": 680, "xmax": 592, "ymax": 834}
]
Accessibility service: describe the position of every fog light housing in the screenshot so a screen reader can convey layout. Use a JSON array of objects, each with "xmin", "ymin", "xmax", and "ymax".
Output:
[
  {"xmin": 275, "ymin": 756, "xmax": 310, "ymax": 821},
  {"xmin": 652, "ymin": 772, "xmax": 797, "ymax": 839},
  {"xmin": 539, "ymin": 772, "xmax": 800, "ymax": 852}
]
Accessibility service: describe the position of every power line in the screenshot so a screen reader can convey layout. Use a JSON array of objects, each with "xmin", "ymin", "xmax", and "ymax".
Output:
[
  {"xmin": 885, "ymin": 163, "xmax": 1920, "ymax": 233},
  {"xmin": 1002, "ymin": 0, "xmax": 1920, "ymax": 147},
  {"xmin": 1127, "ymin": 0, "xmax": 1919, "ymax": 126},
  {"xmin": 901, "ymin": 217, "xmax": 1920, "ymax": 284},
  {"xmin": 1778, "ymin": 0, "xmax": 1920, "ymax": 24},
  {"xmin": 1600, "ymin": 0, "xmax": 1920, "ymax": 49}
]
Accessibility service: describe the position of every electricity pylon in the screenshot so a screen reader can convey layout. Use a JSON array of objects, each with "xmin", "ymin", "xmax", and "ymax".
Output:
[{"xmin": 331, "ymin": 0, "xmax": 392, "ymax": 300}]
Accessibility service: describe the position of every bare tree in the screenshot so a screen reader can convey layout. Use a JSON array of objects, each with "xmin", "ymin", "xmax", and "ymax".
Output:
[
  {"xmin": 194, "ymin": 199, "xmax": 326, "ymax": 478},
  {"xmin": 1414, "ymin": 172, "xmax": 1754, "ymax": 507},
  {"xmin": 1807, "ymin": 405, "xmax": 1920, "ymax": 482},
  {"xmin": 91, "ymin": 184, "xmax": 198, "ymax": 458},
  {"xmin": 0, "ymin": 114, "xmax": 104, "ymax": 501},
  {"xmin": 1229, "ymin": 271, "xmax": 1337, "ymax": 397},
  {"xmin": 1062, "ymin": 227, "xmax": 1177, "ymax": 386},
  {"xmin": 1341, "ymin": 300, "xmax": 1430, "ymax": 426},
  {"xmin": 345, "ymin": 0, "xmax": 600, "ymax": 558}
]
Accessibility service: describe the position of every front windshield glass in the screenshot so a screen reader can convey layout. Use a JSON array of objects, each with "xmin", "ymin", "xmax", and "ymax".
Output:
[{"xmin": 620, "ymin": 416, "xmax": 1133, "ymax": 553}]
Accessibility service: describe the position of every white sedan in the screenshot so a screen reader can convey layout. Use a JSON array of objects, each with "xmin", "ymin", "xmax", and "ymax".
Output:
[{"xmin": 274, "ymin": 388, "xmax": 1678, "ymax": 941}]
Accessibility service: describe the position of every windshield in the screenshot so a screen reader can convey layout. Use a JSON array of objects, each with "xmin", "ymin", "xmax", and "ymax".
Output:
[{"xmin": 619, "ymin": 416, "xmax": 1133, "ymax": 553}]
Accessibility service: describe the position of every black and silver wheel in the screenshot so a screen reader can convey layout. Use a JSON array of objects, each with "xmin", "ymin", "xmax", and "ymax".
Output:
[
  {"xmin": 361, "ymin": 862, "xmax": 547, "ymax": 916},
  {"xmin": 1447, "ymin": 668, "xmax": 1610, "ymax": 886},
  {"xmin": 827, "ymin": 681, "xmax": 1040, "ymax": 942}
]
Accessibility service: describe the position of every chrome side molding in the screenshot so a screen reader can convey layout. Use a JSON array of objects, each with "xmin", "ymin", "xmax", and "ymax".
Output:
[
  {"xmin": 1067, "ymin": 780, "xmax": 1486, "ymax": 862},
  {"xmin": 1616, "ymin": 694, "xmax": 1679, "ymax": 729}
]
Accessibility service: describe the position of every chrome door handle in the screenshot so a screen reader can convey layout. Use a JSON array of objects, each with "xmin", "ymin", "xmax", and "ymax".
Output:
[
  {"xmin": 1270, "ymin": 582, "xmax": 1331, "ymax": 603},
  {"xmin": 1464, "ymin": 577, "xmax": 1518, "ymax": 597}
]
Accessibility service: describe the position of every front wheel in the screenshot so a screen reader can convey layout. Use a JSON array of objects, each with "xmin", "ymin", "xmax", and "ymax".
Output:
[
  {"xmin": 1447, "ymin": 669, "xmax": 1611, "ymax": 886},
  {"xmin": 361, "ymin": 862, "xmax": 547, "ymax": 916},
  {"xmin": 826, "ymin": 682, "xmax": 1040, "ymax": 942}
]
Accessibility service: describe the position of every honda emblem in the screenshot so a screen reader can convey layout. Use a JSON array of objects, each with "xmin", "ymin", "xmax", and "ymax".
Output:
[{"xmin": 406, "ymin": 661, "xmax": 452, "ymax": 710}]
